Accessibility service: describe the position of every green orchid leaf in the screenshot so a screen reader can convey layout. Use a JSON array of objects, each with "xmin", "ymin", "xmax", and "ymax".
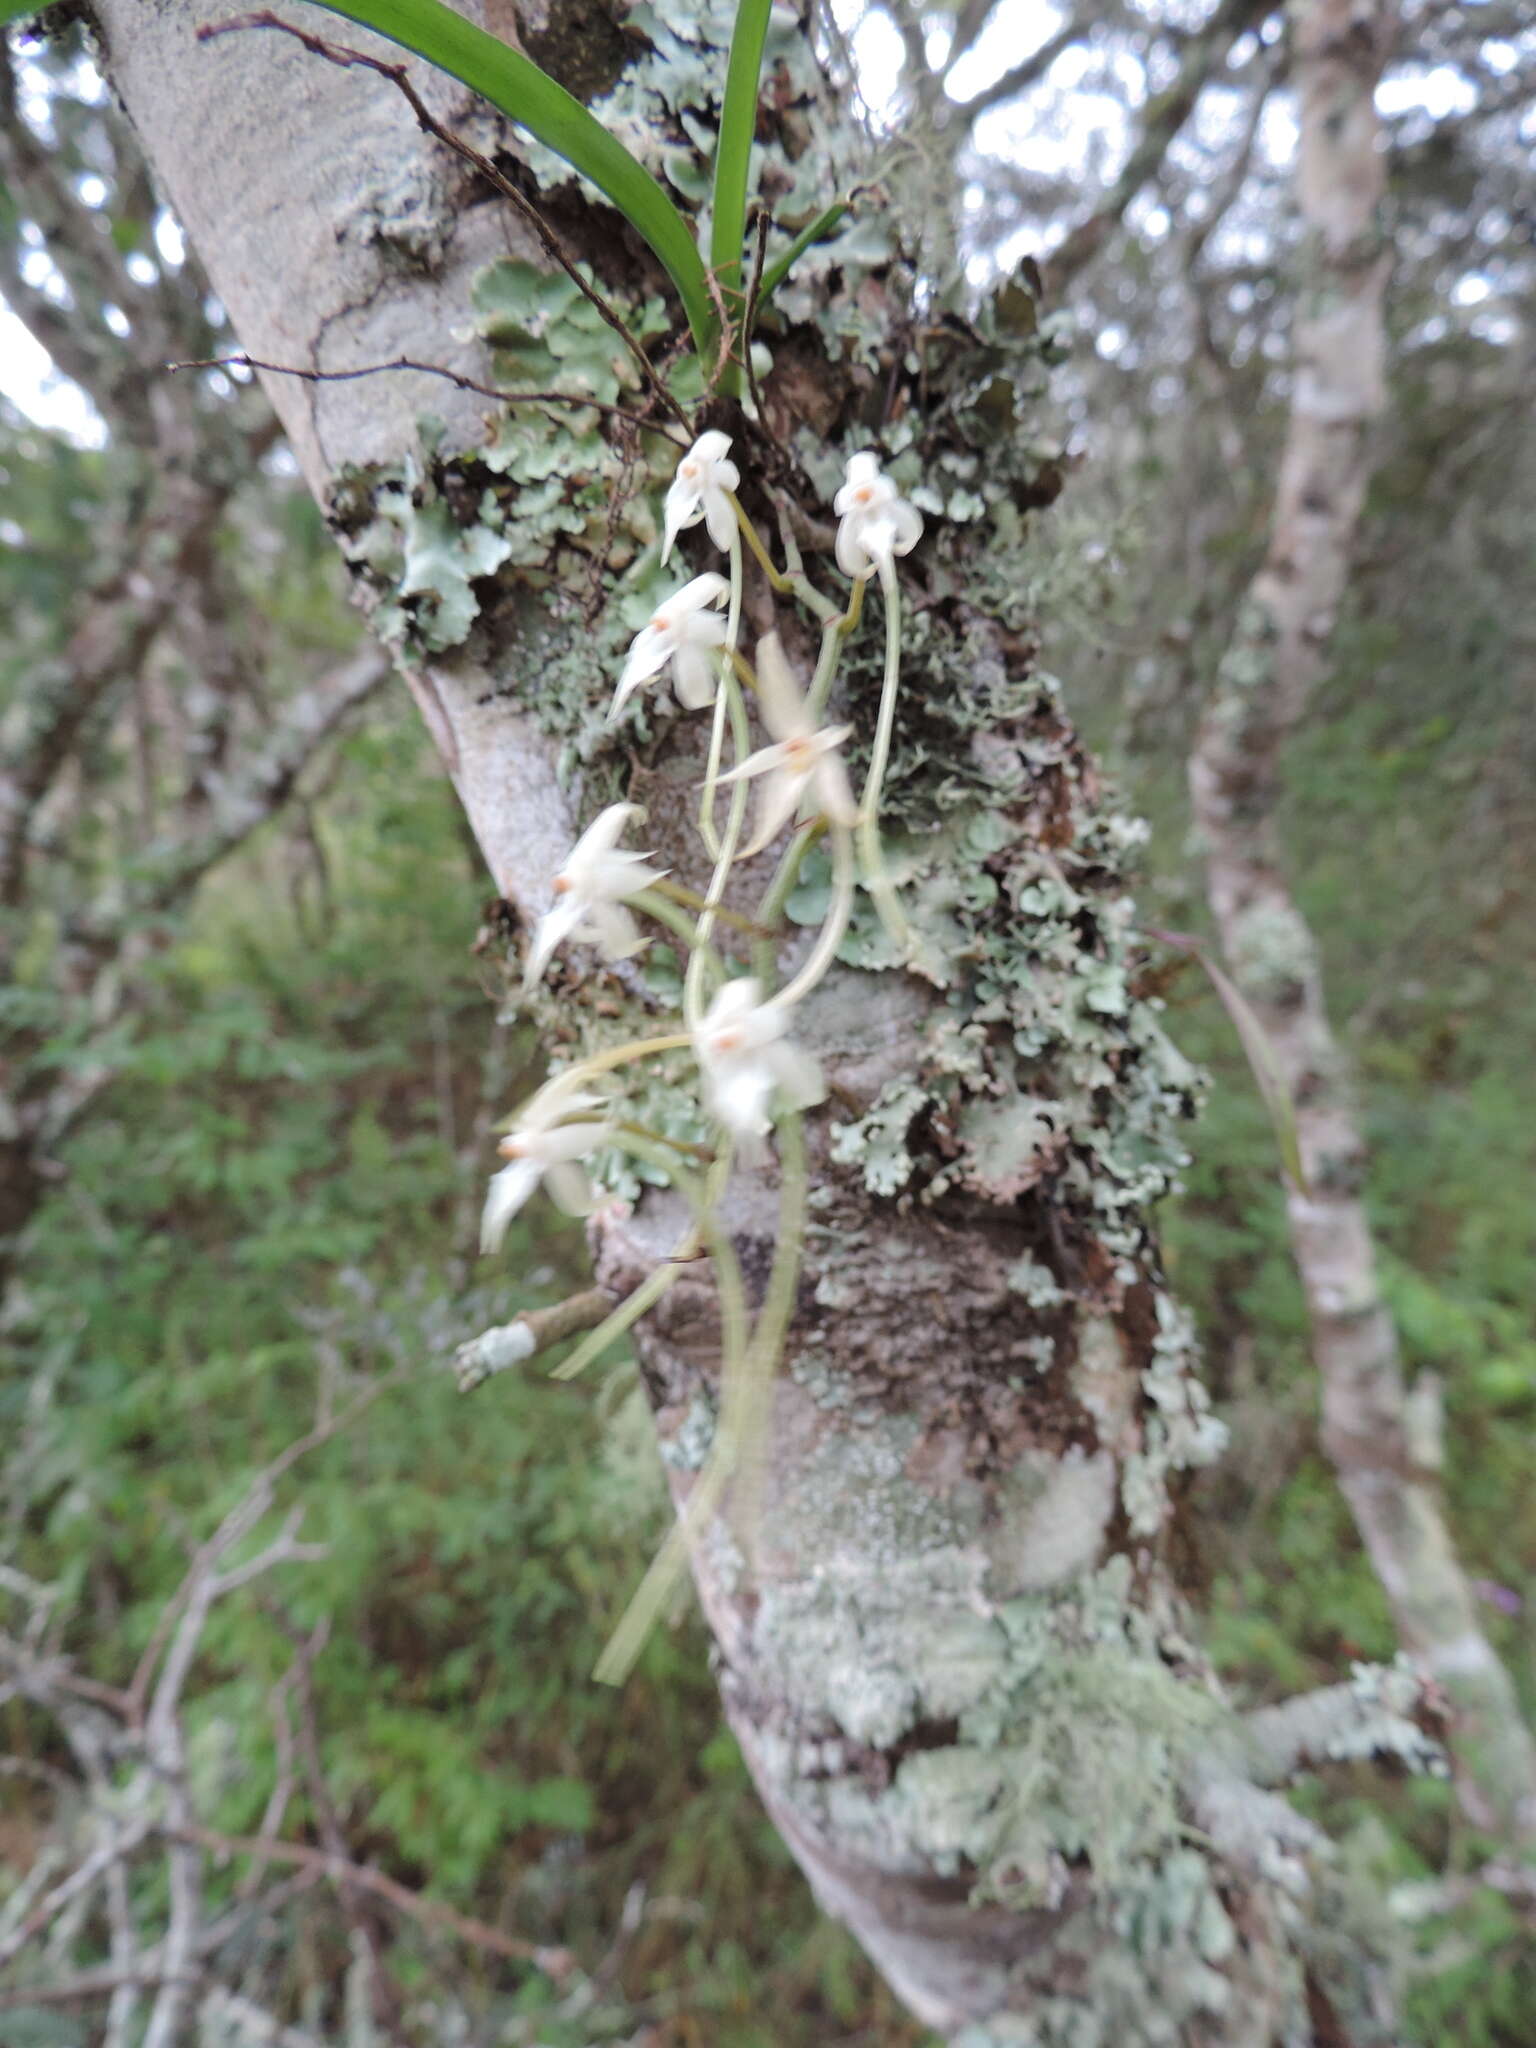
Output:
[
  {"xmin": 228, "ymin": 0, "xmax": 716, "ymax": 359},
  {"xmin": 757, "ymin": 199, "xmax": 851, "ymax": 308},
  {"xmin": 710, "ymin": 0, "xmax": 772, "ymax": 341}
]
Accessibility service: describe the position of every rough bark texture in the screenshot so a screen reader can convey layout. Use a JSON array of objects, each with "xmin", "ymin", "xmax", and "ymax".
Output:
[
  {"xmin": 95, "ymin": 2, "xmax": 1426, "ymax": 2036},
  {"xmin": 1188, "ymin": 0, "xmax": 1536, "ymax": 1846}
]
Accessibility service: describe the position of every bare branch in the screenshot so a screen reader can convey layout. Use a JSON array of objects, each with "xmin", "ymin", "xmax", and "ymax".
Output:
[
  {"xmin": 0, "ymin": 1819, "xmax": 155, "ymax": 1970},
  {"xmin": 952, "ymin": 16, "xmax": 1087, "ymax": 122},
  {"xmin": 454, "ymin": 1286, "xmax": 618, "ymax": 1391},
  {"xmin": 172, "ymin": 1824, "xmax": 575, "ymax": 1977},
  {"xmin": 129, "ymin": 1360, "xmax": 410, "ymax": 1726},
  {"xmin": 0, "ymin": 465, "xmax": 238, "ymax": 924},
  {"xmin": 123, "ymin": 641, "xmax": 394, "ymax": 920},
  {"xmin": 169, "ymin": 352, "xmax": 686, "ymax": 444},
  {"xmin": 1046, "ymin": 0, "xmax": 1278, "ymax": 292}
]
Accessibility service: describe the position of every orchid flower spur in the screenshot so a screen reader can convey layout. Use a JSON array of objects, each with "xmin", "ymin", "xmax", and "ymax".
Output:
[
  {"xmin": 661, "ymin": 430, "xmax": 740, "ymax": 563},
  {"xmin": 481, "ymin": 1077, "xmax": 615, "ymax": 1253},
  {"xmin": 833, "ymin": 450, "xmax": 923, "ymax": 581},
  {"xmin": 524, "ymin": 804, "xmax": 667, "ymax": 991},
  {"xmin": 693, "ymin": 976, "xmax": 824, "ymax": 1159},
  {"xmin": 610, "ymin": 572, "xmax": 730, "ymax": 719},
  {"xmin": 716, "ymin": 634, "xmax": 857, "ymax": 857}
]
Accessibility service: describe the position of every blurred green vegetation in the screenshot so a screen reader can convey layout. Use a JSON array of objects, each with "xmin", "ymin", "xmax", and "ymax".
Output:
[{"xmin": 1, "ymin": 633, "xmax": 921, "ymax": 2040}]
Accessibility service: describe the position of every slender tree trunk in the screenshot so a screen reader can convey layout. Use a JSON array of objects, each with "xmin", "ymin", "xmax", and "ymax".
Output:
[
  {"xmin": 1188, "ymin": 0, "xmax": 1536, "ymax": 1846},
  {"xmin": 95, "ymin": 2, "xmax": 1431, "ymax": 2033}
]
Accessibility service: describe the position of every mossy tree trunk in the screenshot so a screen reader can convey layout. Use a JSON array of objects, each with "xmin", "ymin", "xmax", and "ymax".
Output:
[{"xmin": 96, "ymin": 2, "xmax": 1420, "ymax": 2036}]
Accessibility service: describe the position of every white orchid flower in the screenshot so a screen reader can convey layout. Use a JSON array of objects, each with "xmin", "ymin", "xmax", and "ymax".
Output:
[
  {"xmin": 833, "ymin": 450, "xmax": 923, "ymax": 580},
  {"xmin": 716, "ymin": 634, "xmax": 857, "ymax": 856},
  {"xmin": 481, "ymin": 1076, "xmax": 614, "ymax": 1252},
  {"xmin": 694, "ymin": 976, "xmax": 824, "ymax": 1159},
  {"xmin": 661, "ymin": 430, "xmax": 740, "ymax": 563},
  {"xmin": 524, "ymin": 804, "xmax": 667, "ymax": 991},
  {"xmin": 610, "ymin": 572, "xmax": 730, "ymax": 719}
]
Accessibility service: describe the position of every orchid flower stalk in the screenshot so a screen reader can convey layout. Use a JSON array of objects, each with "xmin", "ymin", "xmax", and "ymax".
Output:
[
  {"xmin": 697, "ymin": 526, "xmax": 746, "ymax": 862},
  {"xmin": 594, "ymin": 1111, "xmax": 807, "ymax": 1686},
  {"xmin": 829, "ymin": 452, "xmax": 923, "ymax": 950},
  {"xmin": 683, "ymin": 666, "xmax": 752, "ymax": 1034},
  {"xmin": 478, "ymin": 434, "xmax": 932, "ymax": 1686}
]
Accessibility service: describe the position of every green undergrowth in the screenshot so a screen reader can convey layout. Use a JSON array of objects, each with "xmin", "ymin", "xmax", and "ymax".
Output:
[{"xmin": 1, "ymin": 705, "xmax": 918, "ymax": 2043}]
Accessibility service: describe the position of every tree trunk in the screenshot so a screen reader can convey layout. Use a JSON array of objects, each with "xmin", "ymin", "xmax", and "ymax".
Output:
[
  {"xmin": 95, "ymin": 2, "xmax": 1423, "ymax": 2033},
  {"xmin": 1188, "ymin": 0, "xmax": 1536, "ymax": 1848}
]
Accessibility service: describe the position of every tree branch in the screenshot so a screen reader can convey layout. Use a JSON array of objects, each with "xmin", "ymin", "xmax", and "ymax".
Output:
[
  {"xmin": 169, "ymin": 351, "xmax": 685, "ymax": 443},
  {"xmin": 1045, "ymin": 0, "xmax": 1277, "ymax": 292}
]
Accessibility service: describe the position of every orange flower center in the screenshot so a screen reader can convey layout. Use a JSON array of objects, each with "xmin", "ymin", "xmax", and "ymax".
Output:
[
  {"xmin": 854, "ymin": 484, "xmax": 875, "ymax": 504},
  {"xmin": 498, "ymin": 1135, "xmax": 527, "ymax": 1159},
  {"xmin": 652, "ymin": 612, "xmax": 672, "ymax": 633},
  {"xmin": 680, "ymin": 461, "xmax": 699, "ymax": 480},
  {"xmin": 711, "ymin": 1028, "xmax": 744, "ymax": 1055},
  {"xmin": 552, "ymin": 874, "xmax": 573, "ymax": 895},
  {"xmin": 785, "ymin": 736, "xmax": 814, "ymax": 765}
]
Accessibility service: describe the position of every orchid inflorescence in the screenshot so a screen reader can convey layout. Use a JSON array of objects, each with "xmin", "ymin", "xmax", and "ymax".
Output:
[{"xmin": 481, "ymin": 434, "xmax": 921, "ymax": 1682}]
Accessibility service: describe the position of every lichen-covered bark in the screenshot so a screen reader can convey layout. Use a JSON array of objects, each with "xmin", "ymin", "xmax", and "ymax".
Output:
[
  {"xmin": 1188, "ymin": 0, "xmax": 1536, "ymax": 1847},
  {"xmin": 97, "ymin": 1, "xmax": 1418, "ymax": 2034}
]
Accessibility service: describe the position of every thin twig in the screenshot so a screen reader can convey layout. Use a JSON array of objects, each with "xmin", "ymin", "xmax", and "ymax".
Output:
[
  {"xmin": 198, "ymin": 12, "xmax": 692, "ymax": 431},
  {"xmin": 127, "ymin": 1359, "xmax": 410, "ymax": 1725},
  {"xmin": 168, "ymin": 353, "xmax": 684, "ymax": 445},
  {"xmin": 171, "ymin": 1825, "xmax": 575, "ymax": 1978}
]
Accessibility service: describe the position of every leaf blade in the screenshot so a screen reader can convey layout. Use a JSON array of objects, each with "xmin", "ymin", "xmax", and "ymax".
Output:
[
  {"xmin": 270, "ymin": 0, "xmax": 716, "ymax": 357},
  {"xmin": 710, "ymin": 0, "xmax": 773, "ymax": 344}
]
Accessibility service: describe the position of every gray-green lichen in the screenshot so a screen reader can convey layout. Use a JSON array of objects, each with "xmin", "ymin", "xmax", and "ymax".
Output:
[{"xmin": 751, "ymin": 1546, "xmax": 1227, "ymax": 1901}]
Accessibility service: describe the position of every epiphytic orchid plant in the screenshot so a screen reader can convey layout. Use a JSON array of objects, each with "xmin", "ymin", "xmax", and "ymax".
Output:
[{"xmin": 485, "ymin": 437, "xmax": 922, "ymax": 1682}]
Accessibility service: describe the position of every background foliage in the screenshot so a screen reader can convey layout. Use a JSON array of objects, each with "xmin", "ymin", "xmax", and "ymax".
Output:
[{"xmin": 2, "ymin": 1, "xmax": 1534, "ymax": 2042}]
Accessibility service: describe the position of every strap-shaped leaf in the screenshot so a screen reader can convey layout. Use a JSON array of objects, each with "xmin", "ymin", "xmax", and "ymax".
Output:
[
  {"xmin": 757, "ymin": 199, "xmax": 849, "ymax": 308},
  {"xmin": 311, "ymin": 0, "xmax": 714, "ymax": 356},
  {"xmin": 710, "ymin": 0, "xmax": 772, "ymax": 346}
]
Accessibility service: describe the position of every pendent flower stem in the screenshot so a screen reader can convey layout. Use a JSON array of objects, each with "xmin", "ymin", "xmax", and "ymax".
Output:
[
  {"xmin": 754, "ymin": 816, "xmax": 827, "ymax": 929},
  {"xmin": 594, "ymin": 1143, "xmax": 753, "ymax": 1685},
  {"xmin": 550, "ymin": 1142, "xmax": 729, "ymax": 1383},
  {"xmin": 513, "ymin": 1033, "xmax": 692, "ymax": 1121},
  {"xmin": 683, "ymin": 670, "xmax": 752, "ymax": 1033},
  {"xmin": 697, "ymin": 529, "xmax": 745, "ymax": 861},
  {"xmin": 699, "ymin": 687, "xmax": 729, "ymax": 863},
  {"xmin": 550, "ymin": 1259, "xmax": 683, "ymax": 1383},
  {"xmin": 650, "ymin": 878, "xmax": 774, "ymax": 939},
  {"xmin": 627, "ymin": 886, "xmax": 727, "ymax": 973},
  {"xmin": 806, "ymin": 575, "xmax": 865, "ymax": 723},
  {"xmin": 856, "ymin": 557, "xmax": 910, "ymax": 947},
  {"xmin": 612, "ymin": 1119, "xmax": 714, "ymax": 1163},
  {"xmin": 774, "ymin": 823, "xmax": 855, "ymax": 1010},
  {"xmin": 726, "ymin": 490, "xmax": 842, "ymax": 626},
  {"xmin": 726, "ymin": 490, "xmax": 793, "ymax": 594}
]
